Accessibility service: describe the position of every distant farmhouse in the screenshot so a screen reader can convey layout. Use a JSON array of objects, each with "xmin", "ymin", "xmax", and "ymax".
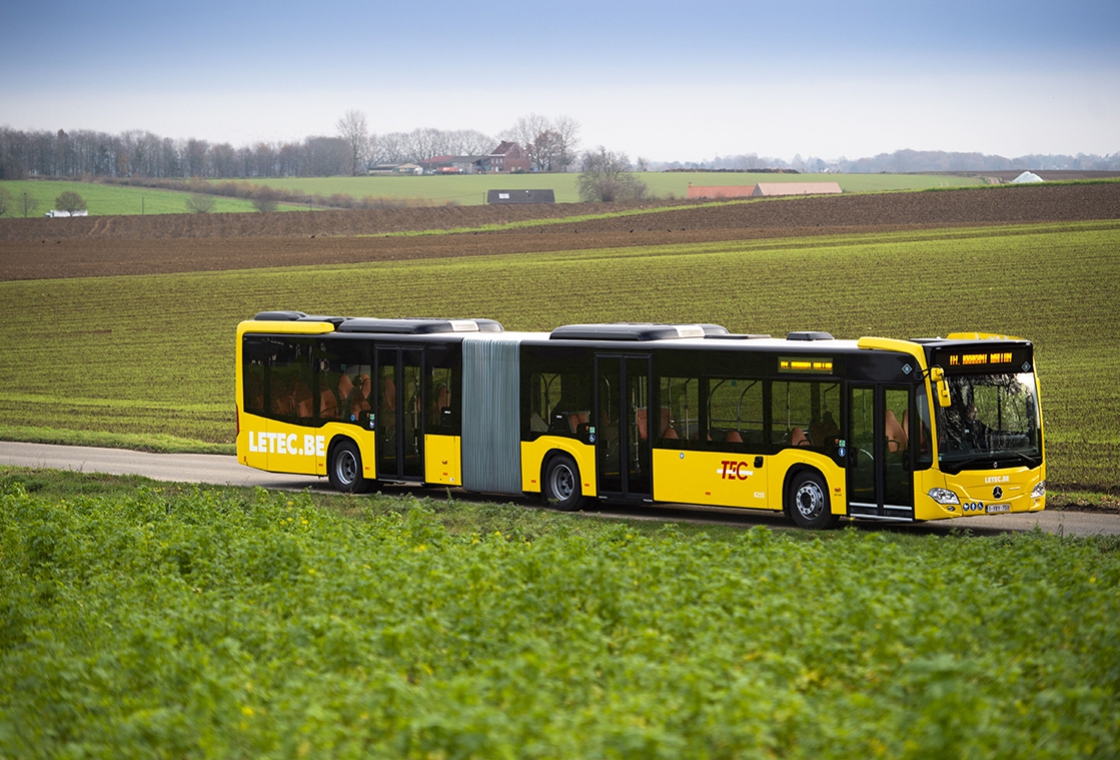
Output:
[
  {"xmin": 485, "ymin": 141, "xmax": 530, "ymax": 173},
  {"xmin": 388, "ymin": 141, "xmax": 532, "ymax": 176}
]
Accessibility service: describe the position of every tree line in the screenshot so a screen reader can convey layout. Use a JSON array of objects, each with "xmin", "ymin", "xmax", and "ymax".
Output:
[
  {"xmin": 0, "ymin": 112, "xmax": 582, "ymax": 181},
  {"xmin": 655, "ymin": 148, "xmax": 1120, "ymax": 174}
]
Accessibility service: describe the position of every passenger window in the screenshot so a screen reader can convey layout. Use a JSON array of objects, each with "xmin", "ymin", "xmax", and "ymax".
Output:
[
  {"xmin": 268, "ymin": 341, "xmax": 314, "ymax": 422},
  {"xmin": 660, "ymin": 377, "xmax": 697, "ymax": 441},
  {"xmin": 772, "ymin": 380, "xmax": 840, "ymax": 452},
  {"xmin": 708, "ymin": 378, "xmax": 763, "ymax": 447},
  {"xmin": 242, "ymin": 338, "xmax": 267, "ymax": 416}
]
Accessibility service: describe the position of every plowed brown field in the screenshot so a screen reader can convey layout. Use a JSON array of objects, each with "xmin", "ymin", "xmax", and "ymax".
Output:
[{"xmin": 2, "ymin": 182, "xmax": 1117, "ymax": 281}]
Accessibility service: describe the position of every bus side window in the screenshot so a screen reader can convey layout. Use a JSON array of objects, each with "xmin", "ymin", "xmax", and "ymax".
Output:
[
  {"xmin": 660, "ymin": 376, "xmax": 695, "ymax": 441},
  {"xmin": 773, "ymin": 380, "xmax": 838, "ymax": 452},
  {"xmin": 242, "ymin": 337, "xmax": 267, "ymax": 416}
]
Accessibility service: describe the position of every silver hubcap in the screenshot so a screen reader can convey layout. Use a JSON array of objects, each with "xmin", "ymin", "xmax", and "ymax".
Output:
[
  {"xmin": 550, "ymin": 464, "xmax": 576, "ymax": 501},
  {"xmin": 795, "ymin": 481, "xmax": 826, "ymax": 519},
  {"xmin": 336, "ymin": 451, "xmax": 358, "ymax": 485}
]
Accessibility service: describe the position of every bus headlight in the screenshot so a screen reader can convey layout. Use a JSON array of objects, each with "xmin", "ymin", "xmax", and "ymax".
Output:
[
  {"xmin": 1032, "ymin": 481, "xmax": 1046, "ymax": 498},
  {"xmin": 928, "ymin": 488, "xmax": 960, "ymax": 505}
]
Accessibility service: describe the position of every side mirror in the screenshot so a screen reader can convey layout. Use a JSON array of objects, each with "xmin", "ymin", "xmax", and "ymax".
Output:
[{"xmin": 929, "ymin": 367, "xmax": 952, "ymax": 408}]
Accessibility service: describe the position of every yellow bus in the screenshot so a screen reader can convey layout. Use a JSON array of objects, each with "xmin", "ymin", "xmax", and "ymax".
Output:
[{"xmin": 236, "ymin": 312, "xmax": 1046, "ymax": 529}]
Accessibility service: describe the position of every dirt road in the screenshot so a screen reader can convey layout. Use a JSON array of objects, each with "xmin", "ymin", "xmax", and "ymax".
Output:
[{"xmin": 3, "ymin": 441, "xmax": 1116, "ymax": 537}]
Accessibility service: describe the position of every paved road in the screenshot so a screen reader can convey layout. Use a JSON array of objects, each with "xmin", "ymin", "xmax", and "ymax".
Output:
[{"xmin": 3, "ymin": 441, "xmax": 1117, "ymax": 537}]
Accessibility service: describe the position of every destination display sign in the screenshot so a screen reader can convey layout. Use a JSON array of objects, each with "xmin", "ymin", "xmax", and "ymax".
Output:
[
  {"xmin": 931, "ymin": 346, "xmax": 1032, "ymax": 374},
  {"xmin": 778, "ymin": 356, "xmax": 834, "ymax": 374}
]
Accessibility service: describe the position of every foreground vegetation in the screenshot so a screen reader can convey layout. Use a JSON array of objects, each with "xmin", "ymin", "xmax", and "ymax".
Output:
[
  {"xmin": 1, "ymin": 220, "xmax": 1116, "ymax": 491},
  {"xmin": 1, "ymin": 468, "xmax": 1117, "ymax": 758}
]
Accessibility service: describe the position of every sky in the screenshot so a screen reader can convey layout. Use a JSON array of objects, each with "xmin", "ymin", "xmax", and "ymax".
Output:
[{"xmin": 2, "ymin": 0, "xmax": 1118, "ymax": 163}]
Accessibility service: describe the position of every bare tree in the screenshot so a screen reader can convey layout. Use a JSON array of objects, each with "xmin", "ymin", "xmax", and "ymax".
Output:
[
  {"xmin": 0, "ymin": 187, "xmax": 11, "ymax": 217},
  {"xmin": 185, "ymin": 193, "xmax": 215, "ymax": 213},
  {"xmin": 251, "ymin": 186, "xmax": 280, "ymax": 212},
  {"xmin": 336, "ymin": 110, "xmax": 371, "ymax": 176},
  {"xmin": 19, "ymin": 192, "xmax": 39, "ymax": 218},
  {"xmin": 503, "ymin": 114, "xmax": 581, "ymax": 172},
  {"xmin": 185, "ymin": 139, "xmax": 209, "ymax": 177},
  {"xmin": 551, "ymin": 115, "xmax": 581, "ymax": 172},
  {"xmin": 577, "ymin": 147, "xmax": 647, "ymax": 202},
  {"xmin": 505, "ymin": 113, "xmax": 551, "ymax": 170},
  {"xmin": 55, "ymin": 190, "xmax": 87, "ymax": 214}
]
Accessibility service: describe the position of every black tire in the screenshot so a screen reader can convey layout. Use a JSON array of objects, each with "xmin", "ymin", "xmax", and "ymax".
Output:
[
  {"xmin": 786, "ymin": 470, "xmax": 839, "ymax": 530},
  {"xmin": 328, "ymin": 440, "xmax": 373, "ymax": 494},
  {"xmin": 544, "ymin": 454, "xmax": 586, "ymax": 511}
]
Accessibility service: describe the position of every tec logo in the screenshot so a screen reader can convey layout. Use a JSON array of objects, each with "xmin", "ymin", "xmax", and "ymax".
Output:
[{"xmin": 718, "ymin": 461, "xmax": 755, "ymax": 480}]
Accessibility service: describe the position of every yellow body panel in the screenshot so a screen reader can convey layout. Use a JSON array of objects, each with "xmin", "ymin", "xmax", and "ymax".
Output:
[
  {"xmin": 652, "ymin": 447, "xmax": 845, "ymax": 513},
  {"xmin": 237, "ymin": 415, "xmax": 376, "ymax": 480},
  {"xmin": 653, "ymin": 449, "xmax": 769, "ymax": 509},
  {"xmin": 425, "ymin": 435, "xmax": 462, "ymax": 486},
  {"xmin": 520, "ymin": 436, "xmax": 597, "ymax": 497},
  {"xmin": 913, "ymin": 464, "xmax": 1046, "ymax": 522}
]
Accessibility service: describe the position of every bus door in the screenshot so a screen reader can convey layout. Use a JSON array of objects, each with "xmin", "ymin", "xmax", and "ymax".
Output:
[
  {"xmin": 847, "ymin": 385, "xmax": 914, "ymax": 520},
  {"xmin": 595, "ymin": 355, "xmax": 653, "ymax": 501},
  {"xmin": 376, "ymin": 346, "xmax": 424, "ymax": 482}
]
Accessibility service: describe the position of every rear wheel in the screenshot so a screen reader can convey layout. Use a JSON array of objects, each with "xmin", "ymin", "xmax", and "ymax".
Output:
[
  {"xmin": 329, "ymin": 440, "xmax": 373, "ymax": 494},
  {"xmin": 544, "ymin": 454, "xmax": 586, "ymax": 511},
  {"xmin": 787, "ymin": 470, "xmax": 839, "ymax": 530}
]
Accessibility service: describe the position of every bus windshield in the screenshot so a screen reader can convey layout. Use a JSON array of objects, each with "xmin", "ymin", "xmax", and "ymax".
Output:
[{"xmin": 936, "ymin": 371, "xmax": 1042, "ymax": 473}]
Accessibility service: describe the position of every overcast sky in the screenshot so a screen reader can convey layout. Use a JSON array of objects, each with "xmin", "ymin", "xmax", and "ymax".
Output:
[{"xmin": 3, "ymin": 0, "xmax": 1118, "ymax": 163}]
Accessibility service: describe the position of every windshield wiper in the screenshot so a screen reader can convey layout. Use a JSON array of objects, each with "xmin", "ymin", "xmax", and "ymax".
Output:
[
  {"xmin": 941, "ymin": 451, "xmax": 1039, "ymax": 472},
  {"xmin": 995, "ymin": 450, "xmax": 1041, "ymax": 467}
]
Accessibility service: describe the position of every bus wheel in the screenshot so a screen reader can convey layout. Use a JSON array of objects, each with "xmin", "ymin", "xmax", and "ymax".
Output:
[
  {"xmin": 544, "ymin": 454, "xmax": 586, "ymax": 512},
  {"xmin": 787, "ymin": 471, "xmax": 839, "ymax": 530},
  {"xmin": 329, "ymin": 440, "xmax": 372, "ymax": 494}
]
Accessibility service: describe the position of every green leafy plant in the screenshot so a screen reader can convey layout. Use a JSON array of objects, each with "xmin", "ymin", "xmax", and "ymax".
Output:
[{"xmin": 1, "ymin": 475, "xmax": 1117, "ymax": 758}]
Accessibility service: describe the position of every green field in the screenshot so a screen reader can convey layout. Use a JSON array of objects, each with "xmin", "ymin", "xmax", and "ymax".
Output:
[
  {"xmin": 0, "ymin": 174, "xmax": 988, "ymax": 215},
  {"xmin": 236, "ymin": 171, "xmax": 986, "ymax": 206},
  {"xmin": 0, "ymin": 180, "xmax": 301, "ymax": 216},
  {"xmin": 0, "ymin": 220, "xmax": 1117, "ymax": 490},
  {"xmin": 1, "ymin": 469, "xmax": 1117, "ymax": 758}
]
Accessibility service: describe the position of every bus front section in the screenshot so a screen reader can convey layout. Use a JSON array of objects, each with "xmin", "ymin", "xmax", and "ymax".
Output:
[{"xmin": 917, "ymin": 336, "xmax": 1045, "ymax": 521}]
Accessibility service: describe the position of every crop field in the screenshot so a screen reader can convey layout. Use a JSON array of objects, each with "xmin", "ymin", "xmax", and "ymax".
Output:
[
  {"xmin": 0, "ymin": 219, "xmax": 1118, "ymax": 490},
  {"xmin": 1, "ymin": 470, "xmax": 1118, "ymax": 758},
  {"xmin": 0, "ymin": 180, "xmax": 300, "ymax": 216},
  {"xmin": 235, "ymin": 171, "xmax": 987, "ymax": 206}
]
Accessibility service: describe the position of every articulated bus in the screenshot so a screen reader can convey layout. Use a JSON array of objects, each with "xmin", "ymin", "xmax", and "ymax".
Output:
[{"xmin": 236, "ymin": 311, "xmax": 1046, "ymax": 529}]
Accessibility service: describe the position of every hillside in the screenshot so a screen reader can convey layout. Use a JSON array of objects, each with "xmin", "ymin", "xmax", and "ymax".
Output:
[{"xmin": 0, "ymin": 182, "xmax": 1117, "ymax": 281}]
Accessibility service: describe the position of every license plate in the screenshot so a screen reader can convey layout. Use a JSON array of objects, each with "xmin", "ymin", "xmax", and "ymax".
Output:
[{"xmin": 987, "ymin": 503, "xmax": 1010, "ymax": 514}]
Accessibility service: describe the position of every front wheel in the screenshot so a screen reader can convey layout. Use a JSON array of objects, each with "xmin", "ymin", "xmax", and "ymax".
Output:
[
  {"xmin": 329, "ymin": 440, "xmax": 373, "ymax": 494},
  {"xmin": 787, "ymin": 470, "xmax": 839, "ymax": 530},
  {"xmin": 544, "ymin": 454, "xmax": 586, "ymax": 511}
]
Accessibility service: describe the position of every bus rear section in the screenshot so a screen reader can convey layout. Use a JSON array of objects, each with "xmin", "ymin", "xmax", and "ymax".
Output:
[{"xmin": 236, "ymin": 312, "xmax": 504, "ymax": 493}]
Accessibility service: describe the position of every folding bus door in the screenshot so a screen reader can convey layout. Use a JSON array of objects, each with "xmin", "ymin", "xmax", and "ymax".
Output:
[
  {"xmin": 595, "ymin": 355, "xmax": 652, "ymax": 501},
  {"xmin": 847, "ymin": 384, "xmax": 915, "ymax": 520},
  {"xmin": 376, "ymin": 347, "xmax": 424, "ymax": 482}
]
